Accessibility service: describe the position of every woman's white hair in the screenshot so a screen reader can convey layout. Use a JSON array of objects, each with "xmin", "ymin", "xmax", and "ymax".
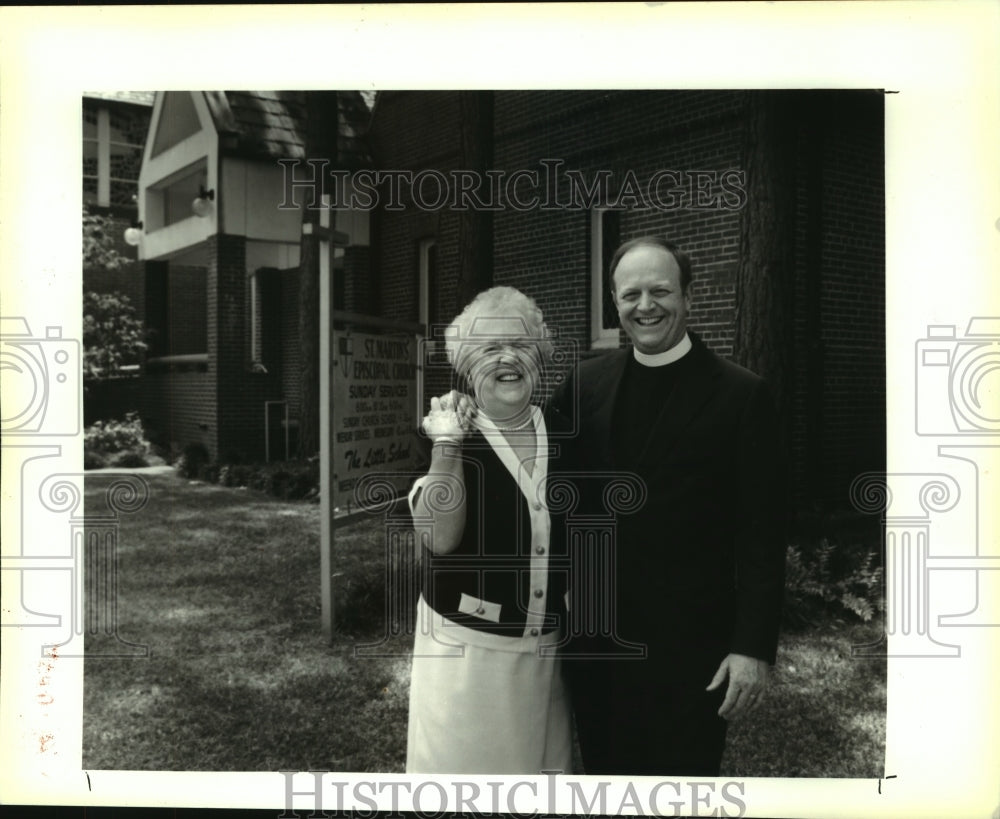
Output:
[{"xmin": 444, "ymin": 286, "xmax": 554, "ymax": 373}]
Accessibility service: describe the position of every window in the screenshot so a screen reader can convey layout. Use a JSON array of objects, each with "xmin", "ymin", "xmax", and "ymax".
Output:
[
  {"xmin": 146, "ymin": 160, "xmax": 207, "ymax": 230},
  {"xmin": 250, "ymin": 268, "xmax": 282, "ymax": 372},
  {"xmin": 144, "ymin": 263, "xmax": 208, "ymax": 363},
  {"xmin": 332, "ymin": 248, "xmax": 346, "ymax": 310},
  {"xmin": 82, "ymin": 103, "xmax": 147, "ymax": 208},
  {"xmin": 418, "ymin": 238, "xmax": 448, "ymax": 408},
  {"xmin": 418, "ymin": 238, "xmax": 439, "ymax": 333},
  {"xmin": 590, "ymin": 208, "xmax": 621, "ymax": 348},
  {"xmin": 83, "ymin": 107, "xmax": 99, "ymax": 203}
]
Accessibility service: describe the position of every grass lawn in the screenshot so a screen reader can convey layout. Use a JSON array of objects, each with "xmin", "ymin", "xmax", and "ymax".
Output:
[
  {"xmin": 83, "ymin": 471, "xmax": 885, "ymax": 776},
  {"xmin": 722, "ymin": 620, "xmax": 886, "ymax": 777}
]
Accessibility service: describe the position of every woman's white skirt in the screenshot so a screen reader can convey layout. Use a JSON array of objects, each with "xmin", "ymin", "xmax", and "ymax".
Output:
[{"xmin": 406, "ymin": 596, "xmax": 573, "ymax": 774}]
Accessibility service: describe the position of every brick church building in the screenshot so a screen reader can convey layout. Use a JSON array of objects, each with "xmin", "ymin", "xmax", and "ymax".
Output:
[
  {"xmin": 367, "ymin": 90, "xmax": 885, "ymax": 512},
  {"xmin": 114, "ymin": 89, "xmax": 884, "ymax": 516}
]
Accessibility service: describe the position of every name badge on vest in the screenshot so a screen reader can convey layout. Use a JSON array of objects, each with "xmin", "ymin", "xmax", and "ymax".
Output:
[{"xmin": 458, "ymin": 593, "xmax": 502, "ymax": 623}]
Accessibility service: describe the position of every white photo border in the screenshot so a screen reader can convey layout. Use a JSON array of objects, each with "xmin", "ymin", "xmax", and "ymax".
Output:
[{"xmin": 1, "ymin": 2, "xmax": 998, "ymax": 816}]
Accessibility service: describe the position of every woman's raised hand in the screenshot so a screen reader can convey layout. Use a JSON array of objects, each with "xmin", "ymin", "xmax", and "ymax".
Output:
[{"xmin": 422, "ymin": 391, "xmax": 477, "ymax": 443}]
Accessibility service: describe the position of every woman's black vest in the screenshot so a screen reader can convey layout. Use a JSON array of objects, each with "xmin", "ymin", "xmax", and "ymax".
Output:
[{"xmin": 421, "ymin": 423, "xmax": 569, "ymax": 637}]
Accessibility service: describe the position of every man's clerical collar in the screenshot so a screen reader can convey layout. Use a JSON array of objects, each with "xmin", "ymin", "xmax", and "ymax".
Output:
[{"xmin": 632, "ymin": 332, "xmax": 692, "ymax": 367}]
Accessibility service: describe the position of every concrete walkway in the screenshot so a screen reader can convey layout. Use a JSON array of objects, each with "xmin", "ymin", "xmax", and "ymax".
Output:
[{"xmin": 86, "ymin": 463, "xmax": 175, "ymax": 476}]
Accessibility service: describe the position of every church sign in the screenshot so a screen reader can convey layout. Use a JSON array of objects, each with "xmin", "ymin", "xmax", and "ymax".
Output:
[{"xmin": 331, "ymin": 329, "xmax": 420, "ymax": 513}]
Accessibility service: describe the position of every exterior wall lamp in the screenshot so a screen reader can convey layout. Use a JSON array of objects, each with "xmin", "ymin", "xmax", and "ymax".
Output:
[
  {"xmin": 123, "ymin": 220, "xmax": 143, "ymax": 247},
  {"xmin": 192, "ymin": 186, "xmax": 215, "ymax": 218}
]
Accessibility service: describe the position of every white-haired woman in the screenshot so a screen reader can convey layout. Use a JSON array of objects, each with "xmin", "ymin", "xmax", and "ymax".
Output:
[{"xmin": 405, "ymin": 286, "xmax": 573, "ymax": 774}]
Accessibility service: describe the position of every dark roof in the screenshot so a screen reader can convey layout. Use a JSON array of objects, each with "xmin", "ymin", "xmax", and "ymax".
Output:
[{"xmin": 201, "ymin": 91, "xmax": 372, "ymax": 167}]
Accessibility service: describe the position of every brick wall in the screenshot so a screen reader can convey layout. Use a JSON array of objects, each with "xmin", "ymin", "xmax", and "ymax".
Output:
[
  {"xmin": 370, "ymin": 94, "xmax": 464, "ymax": 408},
  {"xmin": 492, "ymin": 91, "xmax": 744, "ymax": 359},
  {"xmin": 373, "ymin": 92, "xmax": 463, "ymax": 330},
  {"xmin": 139, "ymin": 369, "xmax": 215, "ymax": 455},
  {"xmin": 371, "ymin": 91, "xmax": 748, "ymax": 410},
  {"xmin": 134, "ymin": 256, "xmax": 216, "ymax": 454},
  {"xmin": 280, "ymin": 268, "xmax": 302, "ymax": 417},
  {"xmin": 814, "ymin": 92, "xmax": 886, "ymax": 508},
  {"xmin": 210, "ymin": 233, "xmax": 283, "ymax": 461},
  {"xmin": 342, "ymin": 245, "xmax": 374, "ymax": 314},
  {"xmin": 369, "ymin": 90, "xmax": 885, "ymax": 515},
  {"xmin": 168, "ymin": 266, "xmax": 208, "ymax": 355},
  {"xmin": 780, "ymin": 91, "xmax": 887, "ymax": 510}
]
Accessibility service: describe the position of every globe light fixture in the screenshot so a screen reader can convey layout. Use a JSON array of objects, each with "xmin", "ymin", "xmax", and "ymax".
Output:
[
  {"xmin": 192, "ymin": 186, "xmax": 215, "ymax": 218},
  {"xmin": 123, "ymin": 221, "xmax": 143, "ymax": 247}
]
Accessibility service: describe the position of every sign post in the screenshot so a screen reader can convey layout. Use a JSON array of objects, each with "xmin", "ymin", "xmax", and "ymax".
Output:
[
  {"xmin": 314, "ymin": 201, "xmax": 349, "ymax": 643},
  {"xmin": 316, "ymin": 200, "xmax": 425, "ymax": 643}
]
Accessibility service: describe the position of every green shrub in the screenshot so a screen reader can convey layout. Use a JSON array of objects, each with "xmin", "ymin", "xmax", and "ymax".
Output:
[
  {"xmin": 197, "ymin": 462, "xmax": 221, "ymax": 484},
  {"xmin": 110, "ymin": 449, "xmax": 150, "ymax": 469},
  {"xmin": 83, "ymin": 290, "xmax": 147, "ymax": 382},
  {"xmin": 176, "ymin": 442, "xmax": 210, "ymax": 479},
  {"xmin": 190, "ymin": 457, "xmax": 320, "ymax": 501},
  {"xmin": 83, "ymin": 412, "xmax": 150, "ymax": 470},
  {"xmin": 84, "ymin": 450, "xmax": 108, "ymax": 470},
  {"xmin": 259, "ymin": 461, "xmax": 319, "ymax": 500},
  {"xmin": 219, "ymin": 449, "xmax": 247, "ymax": 466},
  {"xmin": 266, "ymin": 469, "xmax": 292, "ymax": 497},
  {"xmin": 219, "ymin": 463, "xmax": 253, "ymax": 488},
  {"xmin": 85, "ymin": 412, "xmax": 147, "ymax": 454},
  {"xmin": 783, "ymin": 538, "xmax": 884, "ymax": 630}
]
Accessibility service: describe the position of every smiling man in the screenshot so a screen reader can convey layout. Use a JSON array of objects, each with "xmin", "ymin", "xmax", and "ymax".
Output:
[{"xmin": 551, "ymin": 236, "xmax": 787, "ymax": 776}]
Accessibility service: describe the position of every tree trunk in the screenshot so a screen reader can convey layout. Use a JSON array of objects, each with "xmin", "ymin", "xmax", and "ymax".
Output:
[
  {"xmin": 733, "ymin": 91, "xmax": 798, "ymax": 436},
  {"xmin": 297, "ymin": 91, "xmax": 340, "ymax": 458},
  {"xmin": 455, "ymin": 91, "xmax": 495, "ymax": 313}
]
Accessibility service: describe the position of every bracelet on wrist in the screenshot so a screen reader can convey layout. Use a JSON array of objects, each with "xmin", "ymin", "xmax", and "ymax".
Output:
[{"xmin": 432, "ymin": 436, "xmax": 462, "ymax": 446}]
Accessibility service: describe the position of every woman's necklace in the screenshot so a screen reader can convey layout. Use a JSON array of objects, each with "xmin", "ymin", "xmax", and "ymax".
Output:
[{"xmin": 495, "ymin": 415, "xmax": 533, "ymax": 433}]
